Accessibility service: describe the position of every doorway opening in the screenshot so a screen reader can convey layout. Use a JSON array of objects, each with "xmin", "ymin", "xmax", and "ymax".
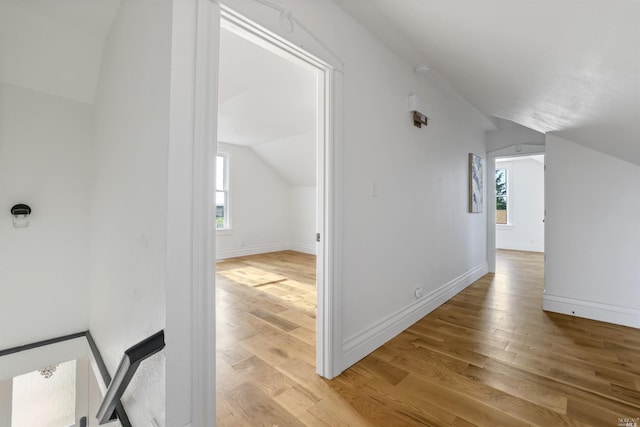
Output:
[
  {"xmin": 493, "ymin": 154, "xmax": 545, "ymax": 276},
  {"xmin": 494, "ymin": 154, "xmax": 545, "ymax": 252},
  {"xmin": 214, "ymin": 6, "xmax": 337, "ymax": 384}
]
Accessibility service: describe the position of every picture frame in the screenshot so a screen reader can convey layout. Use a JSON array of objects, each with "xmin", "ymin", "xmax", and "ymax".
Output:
[{"xmin": 469, "ymin": 153, "xmax": 483, "ymax": 213}]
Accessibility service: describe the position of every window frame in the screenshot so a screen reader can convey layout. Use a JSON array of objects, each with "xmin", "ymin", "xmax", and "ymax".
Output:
[
  {"xmin": 495, "ymin": 164, "xmax": 512, "ymax": 228},
  {"xmin": 216, "ymin": 152, "xmax": 231, "ymax": 232}
]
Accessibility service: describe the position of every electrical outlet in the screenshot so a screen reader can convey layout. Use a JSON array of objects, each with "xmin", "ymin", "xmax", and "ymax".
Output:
[{"xmin": 415, "ymin": 288, "xmax": 424, "ymax": 299}]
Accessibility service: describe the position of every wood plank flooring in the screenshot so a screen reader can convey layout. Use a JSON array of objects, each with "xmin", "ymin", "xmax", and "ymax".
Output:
[{"xmin": 216, "ymin": 250, "xmax": 640, "ymax": 426}]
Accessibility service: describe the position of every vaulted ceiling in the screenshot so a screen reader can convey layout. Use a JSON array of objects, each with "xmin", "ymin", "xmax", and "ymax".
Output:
[
  {"xmin": 217, "ymin": 27, "xmax": 318, "ymax": 147},
  {"xmin": 333, "ymin": 0, "xmax": 640, "ymax": 164},
  {"xmin": 4, "ymin": 0, "xmax": 638, "ymax": 167},
  {"xmin": 217, "ymin": 27, "xmax": 318, "ymax": 187},
  {"xmin": 0, "ymin": 0, "xmax": 121, "ymax": 104}
]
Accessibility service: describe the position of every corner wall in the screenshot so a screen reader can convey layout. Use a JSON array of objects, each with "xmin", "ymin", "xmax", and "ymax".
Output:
[
  {"xmin": 216, "ymin": 142, "xmax": 292, "ymax": 259},
  {"xmin": 544, "ymin": 135, "xmax": 640, "ymax": 328},
  {"xmin": 0, "ymin": 83, "xmax": 91, "ymax": 349},
  {"xmin": 88, "ymin": 0, "xmax": 172, "ymax": 425},
  {"xmin": 290, "ymin": 186, "xmax": 316, "ymax": 254}
]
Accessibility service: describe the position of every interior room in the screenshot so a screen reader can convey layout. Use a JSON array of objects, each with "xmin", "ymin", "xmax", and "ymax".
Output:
[
  {"xmin": 0, "ymin": 0, "xmax": 639, "ymax": 426},
  {"xmin": 214, "ymin": 21, "xmax": 323, "ymax": 418},
  {"xmin": 495, "ymin": 155, "xmax": 545, "ymax": 253}
]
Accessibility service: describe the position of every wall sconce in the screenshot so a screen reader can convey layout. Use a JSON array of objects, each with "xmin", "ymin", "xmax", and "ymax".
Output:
[
  {"xmin": 11, "ymin": 204, "xmax": 31, "ymax": 228},
  {"xmin": 409, "ymin": 94, "xmax": 432, "ymax": 128}
]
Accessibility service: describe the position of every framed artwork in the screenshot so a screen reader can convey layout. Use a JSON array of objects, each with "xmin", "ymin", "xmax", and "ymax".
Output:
[{"xmin": 469, "ymin": 153, "xmax": 483, "ymax": 213}]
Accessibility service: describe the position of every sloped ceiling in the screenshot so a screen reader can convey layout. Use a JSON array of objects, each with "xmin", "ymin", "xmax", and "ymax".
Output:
[
  {"xmin": 1, "ymin": 0, "xmax": 121, "ymax": 36},
  {"xmin": 0, "ymin": 0, "xmax": 121, "ymax": 104},
  {"xmin": 333, "ymin": 0, "xmax": 640, "ymax": 164},
  {"xmin": 218, "ymin": 27, "xmax": 318, "ymax": 187}
]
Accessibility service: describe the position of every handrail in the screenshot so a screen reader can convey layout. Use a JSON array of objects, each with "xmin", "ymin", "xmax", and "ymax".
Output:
[
  {"xmin": 96, "ymin": 330, "xmax": 165, "ymax": 425},
  {"xmin": 0, "ymin": 330, "xmax": 136, "ymax": 426},
  {"xmin": 86, "ymin": 332, "xmax": 132, "ymax": 427},
  {"xmin": 0, "ymin": 331, "xmax": 86, "ymax": 357}
]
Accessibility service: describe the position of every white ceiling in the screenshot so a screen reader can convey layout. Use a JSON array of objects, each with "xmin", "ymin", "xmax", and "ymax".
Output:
[
  {"xmin": 333, "ymin": 0, "xmax": 640, "ymax": 164},
  {"xmin": 0, "ymin": 0, "xmax": 121, "ymax": 104},
  {"xmin": 1, "ymin": 0, "xmax": 121, "ymax": 37},
  {"xmin": 217, "ymin": 28, "xmax": 318, "ymax": 146},
  {"xmin": 218, "ymin": 28, "xmax": 318, "ymax": 187}
]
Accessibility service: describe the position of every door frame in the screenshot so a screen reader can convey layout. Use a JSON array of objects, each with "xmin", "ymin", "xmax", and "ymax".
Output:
[
  {"xmin": 189, "ymin": 2, "xmax": 343, "ymax": 423},
  {"xmin": 216, "ymin": 3, "xmax": 344, "ymax": 379},
  {"xmin": 486, "ymin": 144, "xmax": 545, "ymax": 272}
]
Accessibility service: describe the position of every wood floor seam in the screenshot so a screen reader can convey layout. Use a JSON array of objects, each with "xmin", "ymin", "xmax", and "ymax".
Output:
[{"xmin": 217, "ymin": 250, "xmax": 640, "ymax": 426}]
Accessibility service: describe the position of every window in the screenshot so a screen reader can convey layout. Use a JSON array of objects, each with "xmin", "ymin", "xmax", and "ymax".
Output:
[
  {"xmin": 496, "ymin": 168, "xmax": 509, "ymax": 224},
  {"xmin": 216, "ymin": 154, "xmax": 229, "ymax": 229}
]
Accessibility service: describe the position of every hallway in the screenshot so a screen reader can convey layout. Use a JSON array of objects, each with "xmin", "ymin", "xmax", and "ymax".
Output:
[{"xmin": 216, "ymin": 250, "xmax": 640, "ymax": 425}]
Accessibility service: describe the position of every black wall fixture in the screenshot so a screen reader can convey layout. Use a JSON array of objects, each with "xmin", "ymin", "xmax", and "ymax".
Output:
[{"xmin": 10, "ymin": 204, "xmax": 31, "ymax": 216}]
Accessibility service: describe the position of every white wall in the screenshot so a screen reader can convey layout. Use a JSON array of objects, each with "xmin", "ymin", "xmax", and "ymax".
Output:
[
  {"xmin": 252, "ymin": 132, "xmax": 316, "ymax": 187},
  {"xmin": 0, "ymin": 3, "xmax": 106, "ymax": 104},
  {"xmin": 0, "ymin": 83, "xmax": 91, "ymax": 349},
  {"xmin": 221, "ymin": 0, "xmax": 490, "ymax": 371},
  {"xmin": 290, "ymin": 186, "xmax": 316, "ymax": 254},
  {"xmin": 88, "ymin": 0, "xmax": 171, "ymax": 425},
  {"xmin": 496, "ymin": 156, "xmax": 544, "ymax": 252},
  {"xmin": 0, "ymin": 379, "xmax": 11, "ymax": 427},
  {"xmin": 544, "ymin": 135, "xmax": 640, "ymax": 328},
  {"xmin": 87, "ymin": 358, "xmax": 102, "ymax": 427},
  {"xmin": 216, "ymin": 142, "xmax": 292, "ymax": 259}
]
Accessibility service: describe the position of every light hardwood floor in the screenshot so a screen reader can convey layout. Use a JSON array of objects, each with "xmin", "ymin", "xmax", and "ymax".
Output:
[{"xmin": 216, "ymin": 250, "xmax": 640, "ymax": 426}]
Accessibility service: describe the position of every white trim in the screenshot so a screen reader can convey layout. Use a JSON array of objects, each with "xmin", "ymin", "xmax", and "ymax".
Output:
[
  {"xmin": 216, "ymin": 243, "xmax": 291, "ymax": 260},
  {"xmin": 486, "ymin": 157, "xmax": 496, "ymax": 273},
  {"xmin": 496, "ymin": 242, "xmax": 544, "ymax": 252},
  {"xmin": 340, "ymin": 262, "xmax": 489, "ymax": 370},
  {"xmin": 319, "ymin": 62, "xmax": 343, "ymax": 379},
  {"xmin": 215, "ymin": 151, "xmax": 231, "ymax": 230},
  {"xmin": 216, "ymin": 243, "xmax": 317, "ymax": 260},
  {"xmin": 543, "ymin": 294, "xmax": 640, "ymax": 329},
  {"xmin": 495, "ymin": 163, "xmax": 511, "ymax": 226},
  {"xmin": 496, "ymin": 224, "xmax": 513, "ymax": 230},
  {"xmin": 488, "ymin": 143, "xmax": 546, "ymax": 157},
  {"xmin": 191, "ymin": 1, "xmax": 219, "ymax": 426},
  {"xmin": 289, "ymin": 243, "xmax": 316, "ymax": 255},
  {"xmin": 217, "ymin": 0, "xmax": 343, "ymax": 70}
]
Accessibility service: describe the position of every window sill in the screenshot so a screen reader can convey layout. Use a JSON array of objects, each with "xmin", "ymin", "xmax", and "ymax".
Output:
[
  {"xmin": 216, "ymin": 228, "xmax": 233, "ymax": 236},
  {"xmin": 496, "ymin": 224, "xmax": 513, "ymax": 230}
]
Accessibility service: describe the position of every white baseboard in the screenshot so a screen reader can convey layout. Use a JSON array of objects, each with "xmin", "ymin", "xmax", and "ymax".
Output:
[
  {"xmin": 496, "ymin": 241, "xmax": 544, "ymax": 252},
  {"xmin": 216, "ymin": 242, "xmax": 317, "ymax": 259},
  {"xmin": 340, "ymin": 262, "xmax": 489, "ymax": 371},
  {"xmin": 216, "ymin": 243, "xmax": 291, "ymax": 260},
  {"xmin": 289, "ymin": 243, "xmax": 316, "ymax": 255},
  {"xmin": 543, "ymin": 293, "xmax": 640, "ymax": 329}
]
